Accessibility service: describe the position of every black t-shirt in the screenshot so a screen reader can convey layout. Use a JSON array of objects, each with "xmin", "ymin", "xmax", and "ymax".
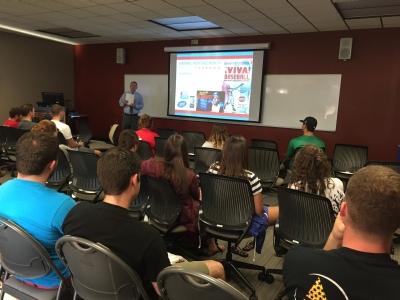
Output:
[
  {"xmin": 283, "ymin": 246, "xmax": 400, "ymax": 300},
  {"xmin": 62, "ymin": 202, "xmax": 170, "ymax": 285}
]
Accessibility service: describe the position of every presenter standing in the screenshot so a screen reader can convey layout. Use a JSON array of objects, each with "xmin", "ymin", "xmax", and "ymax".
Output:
[{"xmin": 119, "ymin": 81, "xmax": 144, "ymax": 130}]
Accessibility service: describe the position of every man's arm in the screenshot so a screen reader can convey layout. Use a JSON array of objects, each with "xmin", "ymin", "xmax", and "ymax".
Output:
[
  {"xmin": 66, "ymin": 138, "xmax": 81, "ymax": 149},
  {"xmin": 119, "ymin": 93, "xmax": 128, "ymax": 107},
  {"xmin": 134, "ymin": 93, "xmax": 144, "ymax": 110},
  {"xmin": 286, "ymin": 139, "xmax": 295, "ymax": 158}
]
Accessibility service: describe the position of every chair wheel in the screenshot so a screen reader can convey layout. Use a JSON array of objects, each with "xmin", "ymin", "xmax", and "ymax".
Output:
[{"xmin": 258, "ymin": 271, "xmax": 274, "ymax": 284}]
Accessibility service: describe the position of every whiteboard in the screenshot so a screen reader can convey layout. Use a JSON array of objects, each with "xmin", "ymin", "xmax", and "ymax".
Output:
[{"xmin": 125, "ymin": 74, "xmax": 341, "ymax": 132}]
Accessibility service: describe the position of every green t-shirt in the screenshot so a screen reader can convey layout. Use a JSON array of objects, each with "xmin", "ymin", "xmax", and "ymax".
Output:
[{"xmin": 286, "ymin": 135, "xmax": 326, "ymax": 158}]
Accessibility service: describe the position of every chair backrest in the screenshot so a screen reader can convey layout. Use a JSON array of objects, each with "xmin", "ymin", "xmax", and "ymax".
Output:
[
  {"xmin": 76, "ymin": 118, "xmax": 92, "ymax": 143},
  {"xmin": 155, "ymin": 137, "xmax": 167, "ymax": 157},
  {"xmin": 156, "ymin": 128, "xmax": 177, "ymax": 139},
  {"xmin": 277, "ymin": 188, "xmax": 335, "ymax": 248},
  {"xmin": 366, "ymin": 161, "xmax": 400, "ymax": 173},
  {"xmin": 194, "ymin": 147, "xmax": 221, "ymax": 173},
  {"xmin": 182, "ymin": 131, "xmax": 206, "ymax": 155},
  {"xmin": 67, "ymin": 150, "xmax": 101, "ymax": 193},
  {"xmin": 333, "ymin": 144, "xmax": 368, "ymax": 173},
  {"xmin": 157, "ymin": 266, "xmax": 248, "ymax": 300},
  {"xmin": 0, "ymin": 126, "xmax": 28, "ymax": 151},
  {"xmin": 57, "ymin": 131, "xmax": 68, "ymax": 145},
  {"xmin": 56, "ymin": 236, "xmax": 149, "ymax": 300},
  {"xmin": 128, "ymin": 175, "xmax": 149, "ymax": 220},
  {"xmin": 248, "ymin": 147, "xmax": 280, "ymax": 187},
  {"xmin": 47, "ymin": 149, "xmax": 71, "ymax": 187},
  {"xmin": 137, "ymin": 141, "xmax": 153, "ymax": 160},
  {"xmin": 0, "ymin": 217, "xmax": 64, "ymax": 280},
  {"xmin": 145, "ymin": 176, "xmax": 182, "ymax": 233},
  {"xmin": 108, "ymin": 124, "xmax": 119, "ymax": 145},
  {"xmin": 199, "ymin": 173, "xmax": 254, "ymax": 228},
  {"xmin": 250, "ymin": 139, "xmax": 278, "ymax": 150}
]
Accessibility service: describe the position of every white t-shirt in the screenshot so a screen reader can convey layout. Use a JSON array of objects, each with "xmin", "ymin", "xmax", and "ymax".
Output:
[
  {"xmin": 52, "ymin": 120, "xmax": 73, "ymax": 140},
  {"xmin": 288, "ymin": 177, "xmax": 345, "ymax": 215}
]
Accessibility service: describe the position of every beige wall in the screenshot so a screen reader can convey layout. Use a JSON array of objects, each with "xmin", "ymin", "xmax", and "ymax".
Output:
[{"xmin": 0, "ymin": 30, "xmax": 74, "ymax": 122}]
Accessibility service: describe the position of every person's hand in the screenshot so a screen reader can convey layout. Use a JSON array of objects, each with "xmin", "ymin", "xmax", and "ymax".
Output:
[{"xmin": 331, "ymin": 214, "xmax": 345, "ymax": 242}]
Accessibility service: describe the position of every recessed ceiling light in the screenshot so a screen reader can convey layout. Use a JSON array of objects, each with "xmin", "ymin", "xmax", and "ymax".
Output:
[{"xmin": 150, "ymin": 16, "xmax": 221, "ymax": 31}]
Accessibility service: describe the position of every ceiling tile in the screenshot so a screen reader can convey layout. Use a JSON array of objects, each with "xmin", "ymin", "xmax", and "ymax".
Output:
[
  {"xmin": 288, "ymin": 0, "xmax": 347, "ymax": 31},
  {"xmin": 134, "ymin": 0, "xmax": 175, "ymax": 10},
  {"xmin": 382, "ymin": 15, "xmax": 400, "ymax": 27},
  {"xmin": 55, "ymin": 0, "xmax": 95, "ymax": 8},
  {"xmin": 204, "ymin": 0, "xmax": 254, "ymax": 13},
  {"xmin": 82, "ymin": 5, "xmax": 120, "ymax": 15},
  {"xmin": 162, "ymin": 0, "xmax": 205, "ymax": 7},
  {"xmin": 346, "ymin": 17, "xmax": 382, "ymax": 29}
]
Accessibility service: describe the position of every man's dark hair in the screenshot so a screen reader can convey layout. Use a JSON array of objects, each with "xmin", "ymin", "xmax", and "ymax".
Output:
[
  {"xmin": 97, "ymin": 147, "xmax": 141, "ymax": 195},
  {"xmin": 16, "ymin": 132, "xmax": 58, "ymax": 175},
  {"xmin": 9, "ymin": 107, "xmax": 21, "ymax": 118},
  {"xmin": 20, "ymin": 104, "xmax": 34, "ymax": 117},
  {"xmin": 51, "ymin": 104, "xmax": 65, "ymax": 116},
  {"xmin": 118, "ymin": 129, "xmax": 139, "ymax": 151}
]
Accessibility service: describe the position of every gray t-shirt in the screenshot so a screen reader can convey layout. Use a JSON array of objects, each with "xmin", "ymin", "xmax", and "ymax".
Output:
[{"xmin": 18, "ymin": 120, "xmax": 36, "ymax": 130}]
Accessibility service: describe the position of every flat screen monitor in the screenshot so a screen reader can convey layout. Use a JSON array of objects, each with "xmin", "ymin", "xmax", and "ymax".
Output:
[
  {"xmin": 42, "ymin": 92, "xmax": 64, "ymax": 106},
  {"xmin": 168, "ymin": 50, "xmax": 265, "ymax": 122}
]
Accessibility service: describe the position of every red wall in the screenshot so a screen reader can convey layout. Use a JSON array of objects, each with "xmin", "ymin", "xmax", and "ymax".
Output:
[{"xmin": 74, "ymin": 28, "xmax": 400, "ymax": 160}]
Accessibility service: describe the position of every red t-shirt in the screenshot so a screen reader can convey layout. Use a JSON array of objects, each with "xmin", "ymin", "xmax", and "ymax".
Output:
[
  {"xmin": 136, "ymin": 128, "xmax": 159, "ymax": 151},
  {"xmin": 3, "ymin": 119, "xmax": 19, "ymax": 128}
]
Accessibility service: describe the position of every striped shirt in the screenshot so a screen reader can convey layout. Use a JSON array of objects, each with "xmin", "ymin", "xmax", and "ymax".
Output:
[{"xmin": 208, "ymin": 163, "xmax": 263, "ymax": 195}]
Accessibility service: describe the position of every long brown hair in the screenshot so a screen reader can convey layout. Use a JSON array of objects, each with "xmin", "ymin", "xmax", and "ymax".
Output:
[
  {"xmin": 218, "ymin": 135, "xmax": 248, "ymax": 177},
  {"xmin": 289, "ymin": 144, "xmax": 332, "ymax": 195},
  {"xmin": 138, "ymin": 114, "xmax": 152, "ymax": 129},
  {"xmin": 162, "ymin": 134, "xmax": 190, "ymax": 194},
  {"xmin": 207, "ymin": 125, "xmax": 229, "ymax": 149}
]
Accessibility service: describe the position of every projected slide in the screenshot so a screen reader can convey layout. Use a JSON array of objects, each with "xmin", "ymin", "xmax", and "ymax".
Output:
[{"xmin": 169, "ymin": 50, "xmax": 264, "ymax": 122}]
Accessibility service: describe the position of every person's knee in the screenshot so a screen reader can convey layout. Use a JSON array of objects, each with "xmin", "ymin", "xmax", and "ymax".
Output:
[{"xmin": 203, "ymin": 260, "xmax": 225, "ymax": 281}]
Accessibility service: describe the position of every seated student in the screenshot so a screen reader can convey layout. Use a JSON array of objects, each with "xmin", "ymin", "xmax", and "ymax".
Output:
[
  {"xmin": 62, "ymin": 147, "xmax": 225, "ymax": 298},
  {"xmin": 141, "ymin": 134, "xmax": 221, "ymax": 254},
  {"xmin": 202, "ymin": 124, "xmax": 229, "ymax": 150},
  {"xmin": 51, "ymin": 104, "xmax": 100, "ymax": 156},
  {"xmin": 118, "ymin": 129, "xmax": 139, "ymax": 152},
  {"xmin": 288, "ymin": 144, "xmax": 344, "ymax": 216},
  {"xmin": 277, "ymin": 116, "xmax": 325, "ymax": 185},
  {"xmin": 207, "ymin": 135, "xmax": 279, "ymax": 256},
  {"xmin": 3, "ymin": 107, "xmax": 21, "ymax": 128},
  {"xmin": 283, "ymin": 165, "xmax": 400, "ymax": 299},
  {"xmin": 0, "ymin": 132, "xmax": 76, "ymax": 289},
  {"xmin": 136, "ymin": 114, "xmax": 159, "ymax": 152},
  {"xmin": 18, "ymin": 103, "xmax": 37, "ymax": 130}
]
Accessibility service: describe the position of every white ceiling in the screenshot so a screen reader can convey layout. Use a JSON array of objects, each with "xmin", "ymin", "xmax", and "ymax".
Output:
[{"xmin": 0, "ymin": 0, "xmax": 399, "ymax": 44}]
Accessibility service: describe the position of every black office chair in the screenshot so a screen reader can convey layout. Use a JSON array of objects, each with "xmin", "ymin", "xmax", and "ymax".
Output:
[
  {"xmin": 0, "ymin": 126, "xmax": 28, "ymax": 161},
  {"xmin": 56, "ymin": 235, "xmax": 150, "ymax": 300},
  {"xmin": 273, "ymin": 188, "xmax": 335, "ymax": 256},
  {"xmin": 332, "ymin": 144, "xmax": 368, "ymax": 181},
  {"xmin": 250, "ymin": 139, "xmax": 278, "ymax": 150},
  {"xmin": 193, "ymin": 147, "xmax": 221, "ymax": 173},
  {"xmin": 75, "ymin": 118, "xmax": 92, "ymax": 145},
  {"xmin": 145, "ymin": 176, "xmax": 185, "ymax": 234},
  {"xmin": 156, "ymin": 128, "xmax": 177, "ymax": 139},
  {"xmin": 199, "ymin": 173, "xmax": 280, "ymax": 299},
  {"xmin": 67, "ymin": 150, "xmax": 102, "ymax": 201},
  {"xmin": 128, "ymin": 175, "xmax": 149, "ymax": 221},
  {"xmin": 248, "ymin": 147, "xmax": 280, "ymax": 190},
  {"xmin": 57, "ymin": 131, "xmax": 67, "ymax": 146},
  {"xmin": 366, "ymin": 161, "xmax": 400, "ymax": 173},
  {"xmin": 155, "ymin": 137, "xmax": 168, "ymax": 157},
  {"xmin": 157, "ymin": 266, "xmax": 249, "ymax": 300},
  {"xmin": 0, "ymin": 218, "xmax": 66, "ymax": 300},
  {"xmin": 47, "ymin": 149, "xmax": 71, "ymax": 191},
  {"xmin": 182, "ymin": 131, "xmax": 206, "ymax": 156},
  {"xmin": 137, "ymin": 140, "xmax": 153, "ymax": 160}
]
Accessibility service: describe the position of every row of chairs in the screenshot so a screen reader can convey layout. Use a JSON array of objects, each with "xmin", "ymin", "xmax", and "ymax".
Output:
[
  {"xmin": 0, "ymin": 217, "xmax": 249, "ymax": 300},
  {"xmin": 129, "ymin": 172, "xmax": 338, "ymax": 299}
]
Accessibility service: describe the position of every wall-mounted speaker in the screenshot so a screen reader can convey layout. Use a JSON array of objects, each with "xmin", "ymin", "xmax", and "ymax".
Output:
[
  {"xmin": 338, "ymin": 37, "xmax": 353, "ymax": 61},
  {"xmin": 116, "ymin": 48, "xmax": 126, "ymax": 64}
]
